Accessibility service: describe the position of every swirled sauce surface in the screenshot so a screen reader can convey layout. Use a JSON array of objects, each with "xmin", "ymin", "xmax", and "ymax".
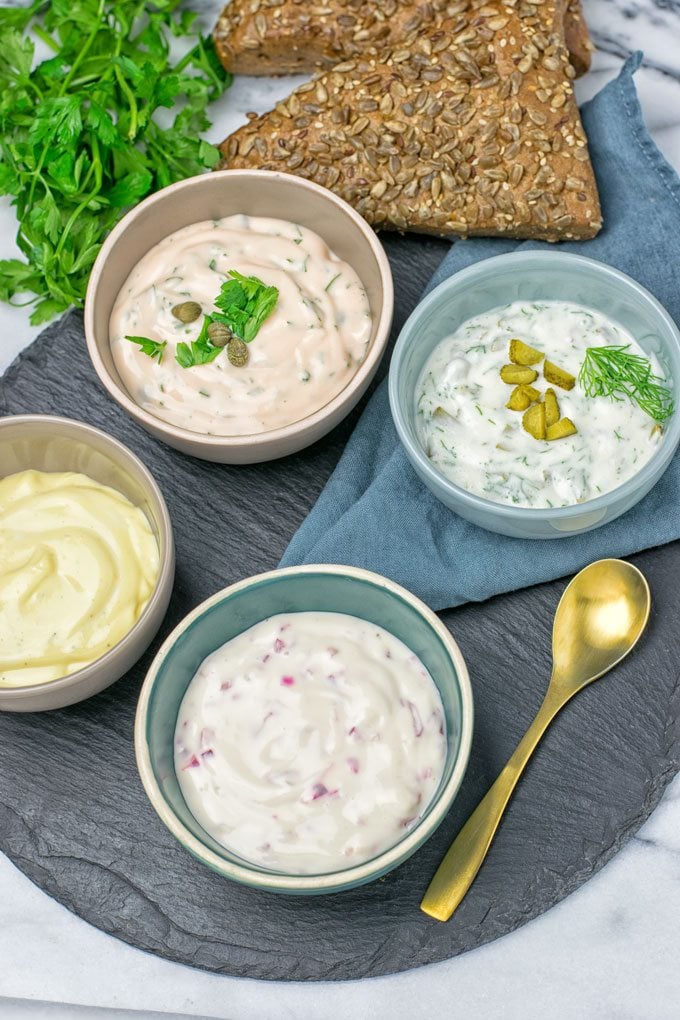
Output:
[
  {"xmin": 0, "ymin": 470, "xmax": 159, "ymax": 688},
  {"xmin": 110, "ymin": 215, "xmax": 372, "ymax": 436},
  {"xmin": 175, "ymin": 612, "xmax": 447, "ymax": 874}
]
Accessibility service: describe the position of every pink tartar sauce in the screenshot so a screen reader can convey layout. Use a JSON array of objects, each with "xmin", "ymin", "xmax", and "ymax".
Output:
[{"xmin": 109, "ymin": 215, "xmax": 372, "ymax": 436}]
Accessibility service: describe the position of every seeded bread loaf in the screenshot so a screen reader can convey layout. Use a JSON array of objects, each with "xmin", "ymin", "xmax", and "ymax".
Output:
[
  {"xmin": 218, "ymin": 0, "xmax": 602, "ymax": 242},
  {"xmin": 214, "ymin": 0, "xmax": 593, "ymax": 78},
  {"xmin": 563, "ymin": 0, "xmax": 594, "ymax": 77}
]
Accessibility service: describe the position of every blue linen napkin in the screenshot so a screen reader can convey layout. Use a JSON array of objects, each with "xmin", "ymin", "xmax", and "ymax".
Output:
[{"xmin": 280, "ymin": 53, "xmax": 680, "ymax": 611}]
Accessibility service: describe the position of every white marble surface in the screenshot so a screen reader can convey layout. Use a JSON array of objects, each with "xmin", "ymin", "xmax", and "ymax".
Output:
[{"xmin": 2, "ymin": 2, "xmax": 680, "ymax": 1017}]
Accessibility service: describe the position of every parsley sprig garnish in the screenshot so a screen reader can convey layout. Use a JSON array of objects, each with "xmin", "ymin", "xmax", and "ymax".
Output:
[
  {"xmin": 579, "ymin": 345, "xmax": 674, "ymax": 424},
  {"xmin": 212, "ymin": 270, "xmax": 279, "ymax": 343},
  {"xmin": 0, "ymin": 1, "xmax": 231, "ymax": 325},
  {"xmin": 125, "ymin": 270, "xmax": 279, "ymax": 368},
  {"xmin": 125, "ymin": 335, "xmax": 167, "ymax": 363},
  {"xmin": 175, "ymin": 315, "xmax": 222, "ymax": 369}
]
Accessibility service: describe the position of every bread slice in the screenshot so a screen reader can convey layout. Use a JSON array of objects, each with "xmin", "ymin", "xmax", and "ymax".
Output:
[
  {"xmin": 564, "ymin": 0, "xmax": 594, "ymax": 77},
  {"xmin": 218, "ymin": 0, "xmax": 602, "ymax": 242},
  {"xmin": 214, "ymin": 0, "xmax": 593, "ymax": 78}
]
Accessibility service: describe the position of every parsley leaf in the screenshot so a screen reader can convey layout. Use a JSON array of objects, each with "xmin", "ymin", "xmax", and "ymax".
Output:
[
  {"xmin": 175, "ymin": 315, "xmax": 222, "ymax": 368},
  {"xmin": 0, "ymin": 3, "xmax": 232, "ymax": 325},
  {"xmin": 125, "ymin": 335, "xmax": 167, "ymax": 364},
  {"xmin": 214, "ymin": 270, "xmax": 279, "ymax": 343}
]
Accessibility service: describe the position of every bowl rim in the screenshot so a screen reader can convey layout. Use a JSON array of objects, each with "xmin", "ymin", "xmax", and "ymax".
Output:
[
  {"xmin": 388, "ymin": 249, "xmax": 680, "ymax": 520},
  {"xmin": 0, "ymin": 413, "xmax": 175, "ymax": 702},
  {"xmin": 84, "ymin": 169, "xmax": 394, "ymax": 450},
  {"xmin": 134, "ymin": 563, "xmax": 474, "ymax": 893}
]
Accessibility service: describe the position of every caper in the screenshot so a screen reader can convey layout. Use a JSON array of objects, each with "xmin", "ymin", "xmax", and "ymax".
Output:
[
  {"xmin": 171, "ymin": 301, "xmax": 202, "ymax": 324},
  {"xmin": 207, "ymin": 321, "xmax": 234, "ymax": 348},
  {"xmin": 227, "ymin": 338, "xmax": 249, "ymax": 368}
]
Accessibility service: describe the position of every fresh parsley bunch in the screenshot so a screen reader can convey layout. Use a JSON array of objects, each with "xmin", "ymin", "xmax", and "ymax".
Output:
[{"xmin": 0, "ymin": 0, "xmax": 231, "ymax": 324}]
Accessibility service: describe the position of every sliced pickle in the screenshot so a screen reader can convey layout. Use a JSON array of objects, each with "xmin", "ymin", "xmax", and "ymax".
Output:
[
  {"xmin": 500, "ymin": 364, "xmax": 539, "ymax": 385},
  {"xmin": 509, "ymin": 339, "xmax": 544, "ymax": 365},
  {"xmin": 506, "ymin": 386, "xmax": 532, "ymax": 411},
  {"xmin": 544, "ymin": 360, "xmax": 575, "ymax": 391},
  {"xmin": 506, "ymin": 383, "xmax": 541, "ymax": 411},
  {"xmin": 522, "ymin": 402, "xmax": 546, "ymax": 440},
  {"xmin": 546, "ymin": 417, "xmax": 578, "ymax": 441},
  {"xmin": 522, "ymin": 384, "xmax": 541, "ymax": 403},
  {"xmin": 544, "ymin": 387, "xmax": 560, "ymax": 426}
]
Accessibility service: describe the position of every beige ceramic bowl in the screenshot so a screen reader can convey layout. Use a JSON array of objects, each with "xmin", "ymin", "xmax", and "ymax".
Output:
[
  {"xmin": 0, "ymin": 416, "xmax": 175, "ymax": 712},
  {"xmin": 85, "ymin": 170, "xmax": 394, "ymax": 463}
]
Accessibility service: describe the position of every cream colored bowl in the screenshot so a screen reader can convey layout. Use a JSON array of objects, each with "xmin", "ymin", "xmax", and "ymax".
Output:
[
  {"xmin": 85, "ymin": 170, "xmax": 393, "ymax": 463},
  {"xmin": 0, "ymin": 415, "xmax": 175, "ymax": 712}
]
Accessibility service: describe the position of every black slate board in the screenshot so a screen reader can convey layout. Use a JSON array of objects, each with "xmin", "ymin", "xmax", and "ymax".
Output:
[{"xmin": 1, "ymin": 234, "xmax": 679, "ymax": 982}]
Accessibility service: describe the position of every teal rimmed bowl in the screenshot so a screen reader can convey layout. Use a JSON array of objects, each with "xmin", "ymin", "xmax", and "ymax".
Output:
[
  {"xmin": 134, "ymin": 565, "xmax": 473, "ymax": 895},
  {"xmin": 389, "ymin": 251, "xmax": 680, "ymax": 539}
]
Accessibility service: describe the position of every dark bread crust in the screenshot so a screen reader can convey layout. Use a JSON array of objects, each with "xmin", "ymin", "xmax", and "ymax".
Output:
[
  {"xmin": 564, "ymin": 0, "xmax": 594, "ymax": 76},
  {"xmin": 214, "ymin": 0, "xmax": 593, "ymax": 78},
  {"xmin": 218, "ymin": 0, "xmax": 601, "ymax": 242}
]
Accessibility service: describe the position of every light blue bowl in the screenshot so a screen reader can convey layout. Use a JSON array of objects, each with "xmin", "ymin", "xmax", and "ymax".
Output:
[
  {"xmin": 389, "ymin": 251, "xmax": 680, "ymax": 539},
  {"xmin": 135, "ymin": 565, "xmax": 473, "ymax": 895}
]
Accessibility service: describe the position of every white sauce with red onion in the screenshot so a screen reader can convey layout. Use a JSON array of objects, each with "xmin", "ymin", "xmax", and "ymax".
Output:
[{"xmin": 175, "ymin": 612, "xmax": 446, "ymax": 874}]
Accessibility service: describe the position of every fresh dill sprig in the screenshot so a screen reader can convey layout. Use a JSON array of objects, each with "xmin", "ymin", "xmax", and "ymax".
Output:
[{"xmin": 578, "ymin": 345, "xmax": 674, "ymax": 424}]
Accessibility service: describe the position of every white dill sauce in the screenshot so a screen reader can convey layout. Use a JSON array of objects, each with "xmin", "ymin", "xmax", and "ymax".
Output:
[
  {"xmin": 175, "ymin": 612, "xmax": 446, "ymax": 875},
  {"xmin": 416, "ymin": 300, "xmax": 666, "ymax": 508},
  {"xmin": 109, "ymin": 215, "xmax": 372, "ymax": 436}
]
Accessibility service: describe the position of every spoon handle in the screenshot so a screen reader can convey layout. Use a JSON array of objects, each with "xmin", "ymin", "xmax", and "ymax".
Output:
[{"xmin": 421, "ymin": 685, "xmax": 567, "ymax": 922}]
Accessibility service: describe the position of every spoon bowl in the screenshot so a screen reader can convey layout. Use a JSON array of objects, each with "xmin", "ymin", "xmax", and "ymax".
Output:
[
  {"xmin": 552, "ymin": 559, "xmax": 650, "ymax": 688},
  {"xmin": 421, "ymin": 558, "xmax": 651, "ymax": 922}
]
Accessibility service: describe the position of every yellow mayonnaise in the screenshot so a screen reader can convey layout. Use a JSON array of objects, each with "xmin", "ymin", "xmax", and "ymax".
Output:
[{"xmin": 0, "ymin": 470, "xmax": 160, "ymax": 688}]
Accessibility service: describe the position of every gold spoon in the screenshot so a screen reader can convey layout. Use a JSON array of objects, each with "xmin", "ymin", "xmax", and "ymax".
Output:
[{"xmin": 421, "ymin": 557, "xmax": 651, "ymax": 923}]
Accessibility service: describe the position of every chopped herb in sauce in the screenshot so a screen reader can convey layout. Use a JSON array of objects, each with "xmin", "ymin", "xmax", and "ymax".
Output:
[{"xmin": 125, "ymin": 336, "xmax": 167, "ymax": 364}]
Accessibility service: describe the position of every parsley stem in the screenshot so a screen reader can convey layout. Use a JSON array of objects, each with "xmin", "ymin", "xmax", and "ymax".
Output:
[
  {"xmin": 61, "ymin": 0, "xmax": 106, "ymax": 93},
  {"xmin": 91, "ymin": 135, "xmax": 103, "ymax": 193},
  {"xmin": 114, "ymin": 65, "xmax": 139, "ymax": 139},
  {"xmin": 32, "ymin": 23, "xmax": 59, "ymax": 52},
  {"xmin": 147, "ymin": 135, "xmax": 188, "ymax": 175},
  {"xmin": 173, "ymin": 43, "xmax": 200, "ymax": 76},
  {"xmin": 54, "ymin": 166, "xmax": 98, "ymax": 261},
  {"xmin": 68, "ymin": 74, "xmax": 105, "ymax": 89}
]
